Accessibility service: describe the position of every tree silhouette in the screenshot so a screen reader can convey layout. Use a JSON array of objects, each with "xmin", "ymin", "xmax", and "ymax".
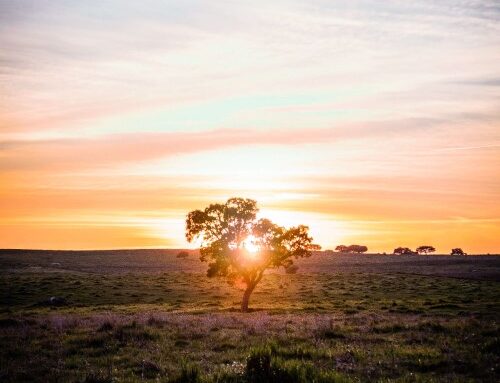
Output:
[
  {"xmin": 346, "ymin": 245, "xmax": 368, "ymax": 254},
  {"xmin": 416, "ymin": 245, "xmax": 436, "ymax": 255},
  {"xmin": 393, "ymin": 247, "xmax": 416, "ymax": 255},
  {"xmin": 185, "ymin": 198, "xmax": 320, "ymax": 312},
  {"xmin": 335, "ymin": 244, "xmax": 368, "ymax": 253},
  {"xmin": 451, "ymin": 248, "xmax": 466, "ymax": 256}
]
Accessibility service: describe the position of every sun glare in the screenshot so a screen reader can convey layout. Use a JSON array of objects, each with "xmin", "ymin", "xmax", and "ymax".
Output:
[{"xmin": 243, "ymin": 235, "xmax": 259, "ymax": 254}]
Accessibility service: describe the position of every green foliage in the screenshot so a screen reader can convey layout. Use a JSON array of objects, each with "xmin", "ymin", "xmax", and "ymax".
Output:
[
  {"xmin": 185, "ymin": 198, "xmax": 320, "ymax": 311},
  {"xmin": 186, "ymin": 198, "xmax": 319, "ymax": 278}
]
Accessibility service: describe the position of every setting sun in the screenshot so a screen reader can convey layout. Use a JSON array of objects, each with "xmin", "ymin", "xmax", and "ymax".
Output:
[{"xmin": 243, "ymin": 235, "xmax": 260, "ymax": 254}]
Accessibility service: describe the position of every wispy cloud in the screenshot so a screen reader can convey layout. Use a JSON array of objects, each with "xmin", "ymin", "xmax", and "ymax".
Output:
[
  {"xmin": 437, "ymin": 143, "xmax": 500, "ymax": 151},
  {"xmin": 1, "ymin": 0, "xmax": 499, "ymax": 251}
]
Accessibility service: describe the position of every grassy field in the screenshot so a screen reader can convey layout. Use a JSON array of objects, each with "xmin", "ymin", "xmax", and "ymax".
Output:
[{"xmin": 0, "ymin": 250, "xmax": 499, "ymax": 382}]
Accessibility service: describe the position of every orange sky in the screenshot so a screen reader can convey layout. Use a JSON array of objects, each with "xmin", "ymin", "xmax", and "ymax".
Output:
[{"xmin": 1, "ymin": 1, "xmax": 499, "ymax": 253}]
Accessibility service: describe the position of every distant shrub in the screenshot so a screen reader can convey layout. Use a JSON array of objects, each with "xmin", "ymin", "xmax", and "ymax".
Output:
[
  {"xmin": 346, "ymin": 245, "xmax": 368, "ymax": 253},
  {"xmin": 177, "ymin": 251, "xmax": 189, "ymax": 259},
  {"xmin": 451, "ymin": 248, "xmax": 466, "ymax": 256},
  {"xmin": 335, "ymin": 245, "xmax": 368, "ymax": 254},
  {"xmin": 393, "ymin": 247, "xmax": 416, "ymax": 255},
  {"xmin": 416, "ymin": 245, "xmax": 436, "ymax": 255}
]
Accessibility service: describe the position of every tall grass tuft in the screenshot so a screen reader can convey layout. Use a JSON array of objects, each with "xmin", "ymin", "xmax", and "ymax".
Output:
[
  {"xmin": 245, "ymin": 344, "xmax": 351, "ymax": 383},
  {"xmin": 170, "ymin": 362, "xmax": 202, "ymax": 383}
]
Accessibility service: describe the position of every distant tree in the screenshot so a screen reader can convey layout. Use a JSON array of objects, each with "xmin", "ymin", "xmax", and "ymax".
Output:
[
  {"xmin": 393, "ymin": 247, "xmax": 416, "ymax": 255},
  {"xmin": 335, "ymin": 245, "xmax": 348, "ymax": 253},
  {"xmin": 285, "ymin": 264, "xmax": 299, "ymax": 274},
  {"xmin": 176, "ymin": 251, "xmax": 189, "ymax": 258},
  {"xmin": 186, "ymin": 198, "xmax": 320, "ymax": 312},
  {"xmin": 416, "ymin": 245, "xmax": 436, "ymax": 255},
  {"xmin": 451, "ymin": 248, "xmax": 466, "ymax": 256},
  {"xmin": 346, "ymin": 245, "xmax": 368, "ymax": 254}
]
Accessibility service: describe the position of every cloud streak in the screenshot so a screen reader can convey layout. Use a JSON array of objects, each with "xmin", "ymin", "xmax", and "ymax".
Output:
[{"xmin": 0, "ymin": 123, "xmax": 410, "ymax": 171}]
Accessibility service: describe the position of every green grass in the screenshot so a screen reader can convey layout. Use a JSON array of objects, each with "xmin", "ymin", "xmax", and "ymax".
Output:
[
  {"xmin": 0, "ymin": 270, "xmax": 498, "ymax": 382},
  {"xmin": 1, "ymin": 272, "xmax": 498, "ymax": 316}
]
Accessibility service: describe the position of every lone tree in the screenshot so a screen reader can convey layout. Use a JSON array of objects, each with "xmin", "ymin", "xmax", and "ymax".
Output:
[
  {"xmin": 451, "ymin": 248, "xmax": 466, "ymax": 256},
  {"xmin": 393, "ymin": 247, "xmax": 416, "ymax": 255},
  {"xmin": 346, "ymin": 244, "xmax": 368, "ymax": 254},
  {"xmin": 335, "ymin": 244, "xmax": 368, "ymax": 253},
  {"xmin": 185, "ymin": 197, "xmax": 320, "ymax": 312},
  {"xmin": 416, "ymin": 245, "xmax": 436, "ymax": 255}
]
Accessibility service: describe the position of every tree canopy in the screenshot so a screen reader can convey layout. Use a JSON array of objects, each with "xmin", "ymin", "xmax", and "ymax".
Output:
[
  {"xmin": 416, "ymin": 245, "xmax": 436, "ymax": 254},
  {"xmin": 335, "ymin": 244, "xmax": 368, "ymax": 253},
  {"xmin": 185, "ymin": 197, "xmax": 320, "ymax": 311},
  {"xmin": 393, "ymin": 247, "xmax": 416, "ymax": 255},
  {"xmin": 451, "ymin": 248, "xmax": 466, "ymax": 256}
]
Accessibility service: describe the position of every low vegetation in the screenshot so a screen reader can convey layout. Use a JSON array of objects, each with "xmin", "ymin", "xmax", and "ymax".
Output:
[{"xmin": 0, "ymin": 263, "xmax": 499, "ymax": 382}]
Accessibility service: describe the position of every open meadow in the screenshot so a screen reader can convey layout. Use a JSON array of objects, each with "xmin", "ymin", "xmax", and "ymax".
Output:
[{"xmin": 0, "ymin": 250, "xmax": 499, "ymax": 382}]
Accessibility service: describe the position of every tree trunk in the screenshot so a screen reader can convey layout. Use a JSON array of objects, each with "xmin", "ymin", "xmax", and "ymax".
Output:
[{"xmin": 241, "ymin": 284, "xmax": 255, "ymax": 312}]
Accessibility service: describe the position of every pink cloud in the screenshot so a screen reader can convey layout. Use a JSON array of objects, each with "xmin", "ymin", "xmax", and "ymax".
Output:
[{"xmin": 0, "ymin": 126, "xmax": 380, "ymax": 171}]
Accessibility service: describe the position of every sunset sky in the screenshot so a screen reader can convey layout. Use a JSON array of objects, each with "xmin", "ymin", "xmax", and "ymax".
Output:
[{"xmin": 1, "ymin": 1, "xmax": 499, "ymax": 253}]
